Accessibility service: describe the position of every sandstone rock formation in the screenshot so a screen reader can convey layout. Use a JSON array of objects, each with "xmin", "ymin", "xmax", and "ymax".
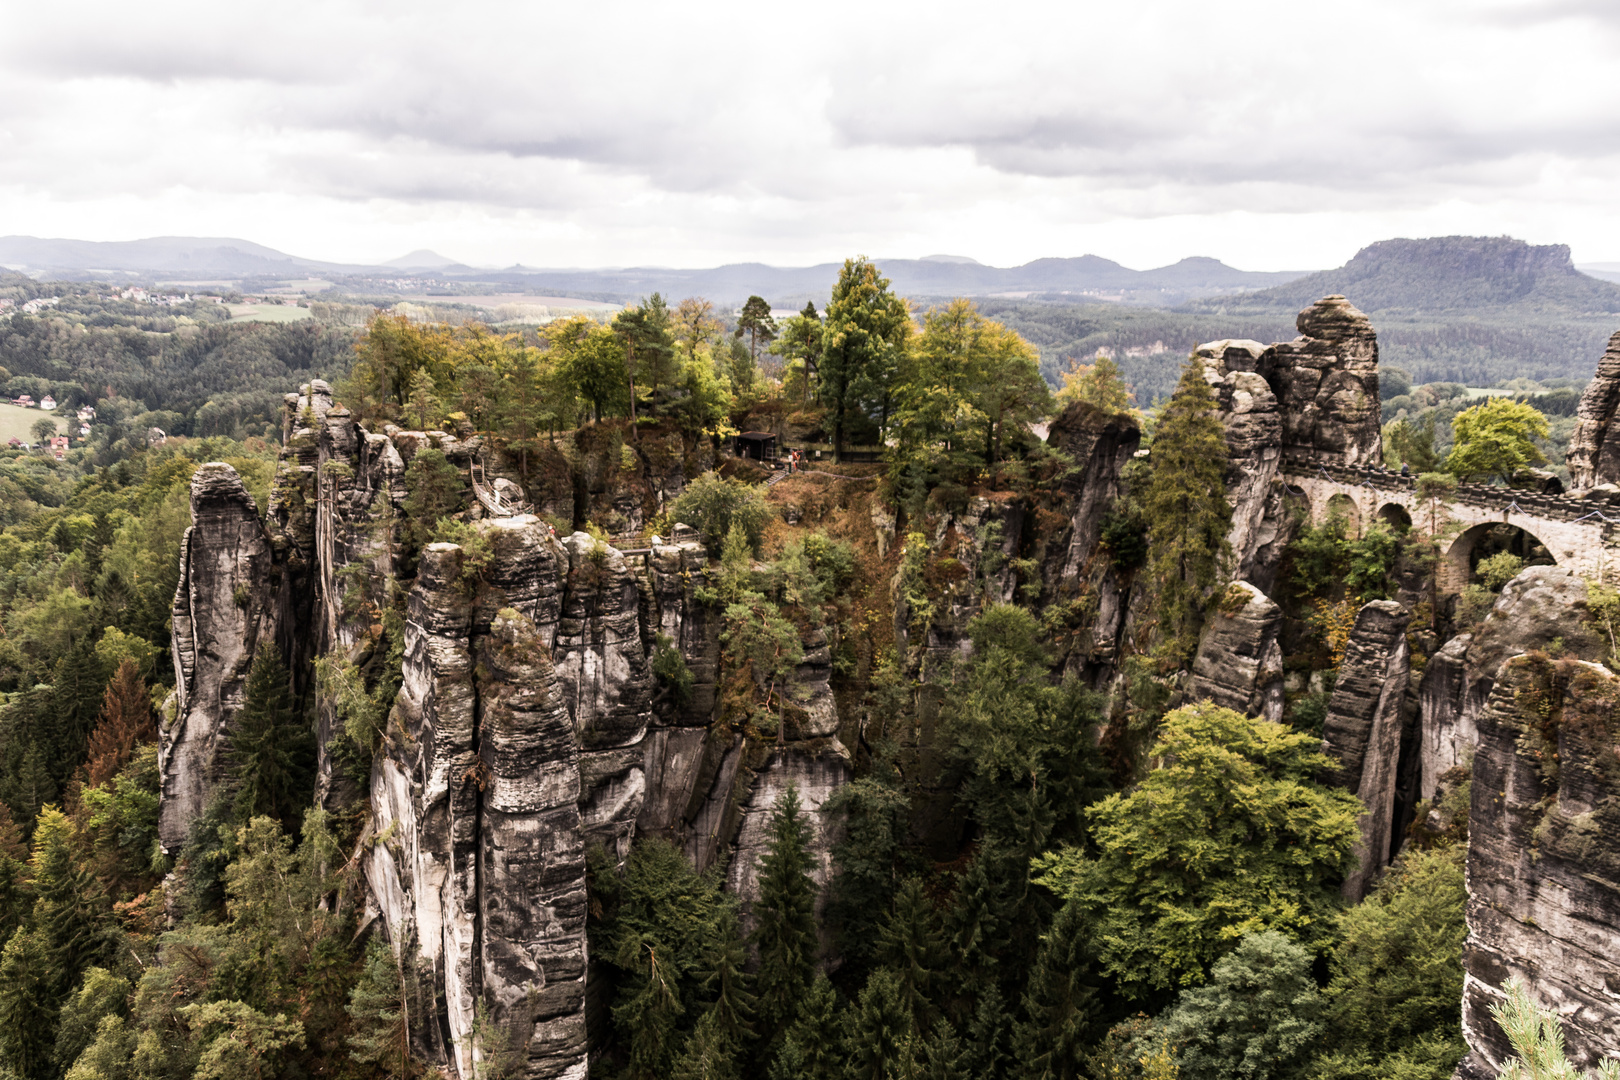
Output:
[
  {"xmin": 1039, "ymin": 399, "xmax": 1142, "ymax": 676},
  {"xmin": 1320, "ymin": 599, "xmax": 1412, "ymax": 900},
  {"xmin": 159, "ymin": 462, "xmax": 281, "ymax": 851},
  {"xmin": 1187, "ymin": 580, "xmax": 1284, "ymax": 723},
  {"xmin": 1418, "ymin": 566, "xmax": 1602, "ymax": 801},
  {"xmin": 1268, "ymin": 296, "xmax": 1383, "ymax": 466},
  {"xmin": 1455, "ymin": 655, "xmax": 1620, "ymax": 1078},
  {"xmin": 1566, "ymin": 329, "xmax": 1620, "ymax": 490},
  {"xmin": 1195, "ymin": 340, "xmax": 1289, "ymax": 588}
]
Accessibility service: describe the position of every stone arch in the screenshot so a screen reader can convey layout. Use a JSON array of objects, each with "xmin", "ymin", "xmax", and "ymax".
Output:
[
  {"xmin": 1442, "ymin": 521, "xmax": 1555, "ymax": 593},
  {"xmin": 1377, "ymin": 503, "xmax": 1412, "ymax": 532},
  {"xmin": 1323, "ymin": 492, "xmax": 1362, "ymax": 537}
]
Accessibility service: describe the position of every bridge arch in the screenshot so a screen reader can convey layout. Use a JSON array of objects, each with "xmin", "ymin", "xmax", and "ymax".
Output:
[
  {"xmin": 1377, "ymin": 503, "xmax": 1412, "ymax": 531},
  {"xmin": 1323, "ymin": 492, "xmax": 1362, "ymax": 537},
  {"xmin": 1442, "ymin": 521, "xmax": 1555, "ymax": 592}
]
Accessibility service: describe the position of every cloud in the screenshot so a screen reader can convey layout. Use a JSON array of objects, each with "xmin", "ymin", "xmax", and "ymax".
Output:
[{"xmin": 1, "ymin": 0, "xmax": 1619, "ymax": 267}]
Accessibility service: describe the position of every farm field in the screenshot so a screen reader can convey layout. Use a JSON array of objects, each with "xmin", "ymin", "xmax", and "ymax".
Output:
[
  {"xmin": 226, "ymin": 303, "xmax": 312, "ymax": 323},
  {"xmin": 0, "ymin": 402, "xmax": 66, "ymax": 443}
]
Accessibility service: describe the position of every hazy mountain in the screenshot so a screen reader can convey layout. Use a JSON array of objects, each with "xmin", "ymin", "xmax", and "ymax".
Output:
[
  {"xmin": 0, "ymin": 235, "xmax": 380, "ymax": 277},
  {"xmin": 470, "ymin": 254, "xmax": 1306, "ymax": 306},
  {"xmin": 382, "ymin": 249, "xmax": 466, "ymax": 270},
  {"xmin": 1190, "ymin": 236, "xmax": 1620, "ymax": 316},
  {"xmin": 0, "ymin": 234, "xmax": 1308, "ymax": 306}
]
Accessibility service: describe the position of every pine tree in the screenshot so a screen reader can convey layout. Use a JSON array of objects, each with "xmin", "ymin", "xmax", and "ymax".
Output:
[
  {"xmin": 769, "ymin": 974, "xmax": 841, "ymax": 1080},
  {"xmin": 1141, "ymin": 357, "xmax": 1232, "ymax": 662},
  {"xmin": 404, "ymin": 368, "xmax": 441, "ymax": 431},
  {"xmin": 960, "ymin": 983, "xmax": 1013, "ymax": 1080},
  {"xmin": 226, "ymin": 648, "xmax": 314, "ymax": 830},
  {"xmin": 0, "ymin": 927, "xmax": 57, "ymax": 1080},
  {"xmin": 1014, "ymin": 898, "xmax": 1099, "ymax": 1080},
  {"xmin": 347, "ymin": 936, "xmax": 413, "ymax": 1078},
  {"xmin": 670, "ymin": 1009, "xmax": 742, "ymax": 1080},
  {"xmin": 842, "ymin": 969, "xmax": 911, "ymax": 1080},
  {"xmin": 921, "ymin": 1018, "xmax": 970, "ymax": 1080},
  {"xmin": 83, "ymin": 658, "xmax": 155, "ymax": 789},
  {"xmin": 736, "ymin": 295, "xmax": 778, "ymax": 363},
  {"xmin": 30, "ymin": 805, "xmax": 113, "ymax": 993},
  {"xmin": 877, "ymin": 878, "xmax": 943, "ymax": 1035},
  {"xmin": 699, "ymin": 907, "xmax": 756, "ymax": 1050},
  {"xmin": 752, "ymin": 785, "xmax": 820, "ymax": 1040}
]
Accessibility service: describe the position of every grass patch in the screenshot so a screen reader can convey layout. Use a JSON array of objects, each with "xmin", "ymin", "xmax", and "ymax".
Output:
[
  {"xmin": 226, "ymin": 304, "xmax": 312, "ymax": 324},
  {"xmin": 0, "ymin": 402, "xmax": 66, "ymax": 443}
]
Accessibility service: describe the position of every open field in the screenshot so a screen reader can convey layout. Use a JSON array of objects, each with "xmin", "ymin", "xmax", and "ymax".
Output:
[
  {"xmin": 226, "ymin": 304, "xmax": 313, "ymax": 323},
  {"xmin": 0, "ymin": 402, "xmax": 66, "ymax": 443},
  {"xmin": 398, "ymin": 293, "xmax": 621, "ymax": 310}
]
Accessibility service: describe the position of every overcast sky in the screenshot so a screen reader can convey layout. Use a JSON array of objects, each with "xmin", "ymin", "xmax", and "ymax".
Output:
[{"xmin": 1, "ymin": 0, "xmax": 1617, "ymax": 271}]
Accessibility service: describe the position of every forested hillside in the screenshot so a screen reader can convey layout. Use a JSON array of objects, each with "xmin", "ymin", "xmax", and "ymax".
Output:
[{"xmin": 0, "ymin": 257, "xmax": 1613, "ymax": 1080}]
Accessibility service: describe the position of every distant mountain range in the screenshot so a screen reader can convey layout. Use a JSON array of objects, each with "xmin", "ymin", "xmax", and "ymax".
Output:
[
  {"xmin": 1191, "ymin": 236, "xmax": 1620, "ymax": 317},
  {"xmin": 0, "ymin": 235, "xmax": 1305, "ymax": 306}
]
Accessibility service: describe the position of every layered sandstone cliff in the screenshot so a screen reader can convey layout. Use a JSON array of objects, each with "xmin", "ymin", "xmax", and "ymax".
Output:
[
  {"xmin": 1566, "ymin": 330, "xmax": 1620, "ymax": 491},
  {"xmin": 1456, "ymin": 655, "xmax": 1620, "ymax": 1077}
]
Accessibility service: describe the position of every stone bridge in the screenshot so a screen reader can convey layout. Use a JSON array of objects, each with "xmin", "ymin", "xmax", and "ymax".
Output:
[{"xmin": 1280, "ymin": 457, "xmax": 1620, "ymax": 592}]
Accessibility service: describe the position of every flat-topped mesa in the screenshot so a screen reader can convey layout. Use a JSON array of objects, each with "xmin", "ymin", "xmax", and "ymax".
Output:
[
  {"xmin": 159, "ymin": 462, "xmax": 280, "ymax": 851},
  {"xmin": 1565, "ymin": 329, "xmax": 1620, "ymax": 490}
]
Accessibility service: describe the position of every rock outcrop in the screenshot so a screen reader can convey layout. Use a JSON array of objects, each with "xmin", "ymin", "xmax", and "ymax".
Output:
[
  {"xmin": 1266, "ymin": 296, "xmax": 1383, "ymax": 467},
  {"xmin": 1195, "ymin": 340, "xmax": 1290, "ymax": 587},
  {"xmin": 364, "ymin": 536, "xmax": 589, "ymax": 1080},
  {"xmin": 1039, "ymin": 400, "xmax": 1142, "ymax": 677},
  {"xmin": 1418, "ymin": 567, "xmax": 1602, "ymax": 801},
  {"xmin": 1320, "ymin": 600, "xmax": 1412, "ymax": 900},
  {"xmin": 1456, "ymin": 655, "xmax": 1620, "ymax": 1078},
  {"xmin": 1187, "ymin": 581, "xmax": 1284, "ymax": 723},
  {"xmin": 1566, "ymin": 329, "xmax": 1620, "ymax": 490},
  {"xmin": 159, "ymin": 463, "xmax": 281, "ymax": 851}
]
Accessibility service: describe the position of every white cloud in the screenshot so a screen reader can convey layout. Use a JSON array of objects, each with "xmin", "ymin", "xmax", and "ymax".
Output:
[{"xmin": 1, "ymin": 0, "xmax": 1618, "ymax": 269}]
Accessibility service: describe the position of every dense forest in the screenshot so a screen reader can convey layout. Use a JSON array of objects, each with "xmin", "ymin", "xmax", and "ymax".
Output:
[{"xmin": 0, "ymin": 256, "xmax": 1600, "ymax": 1080}]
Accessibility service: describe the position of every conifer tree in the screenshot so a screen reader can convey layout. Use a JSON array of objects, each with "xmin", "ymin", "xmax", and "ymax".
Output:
[
  {"xmin": 699, "ymin": 906, "xmax": 756, "ymax": 1050},
  {"xmin": 30, "ymin": 805, "xmax": 112, "ymax": 993},
  {"xmin": 671, "ymin": 1009, "xmax": 742, "ymax": 1080},
  {"xmin": 768, "ymin": 974, "xmax": 840, "ymax": 1080},
  {"xmin": 226, "ymin": 649, "xmax": 313, "ymax": 830},
  {"xmin": 752, "ymin": 785, "xmax": 820, "ymax": 1040},
  {"xmin": 961, "ymin": 983, "xmax": 1013, "ymax": 1080},
  {"xmin": 83, "ymin": 658, "xmax": 155, "ymax": 789},
  {"xmin": 736, "ymin": 295, "xmax": 778, "ymax": 363},
  {"xmin": 347, "ymin": 937, "xmax": 413, "ymax": 1079},
  {"xmin": 877, "ymin": 878, "xmax": 944, "ymax": 1035},
  {"xmin": 1014, "ymin": 898, "xmax": 1099, "ymax": 1080},
  {"xmin": 404, "ymin": 368, "xmax": 441, "ymax": 430},
  {"xmin": 1141, "ymin": 357, "xmax": 1232, "ymax": 662},
  {"xmin": 0, "ymin": 926, "xmax": 56, "ymax": 1079},
  {"xmin": 842, "ymin": 968, "xmax": 911, "ymax": 1080}
]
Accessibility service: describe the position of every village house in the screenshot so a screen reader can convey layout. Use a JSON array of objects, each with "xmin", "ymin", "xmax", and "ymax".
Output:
[{"xmin": 39, "ymin": 395, "xmax": 57, "ymax": 411}]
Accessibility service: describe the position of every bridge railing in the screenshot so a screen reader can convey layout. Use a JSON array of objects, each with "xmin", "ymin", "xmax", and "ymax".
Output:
[{"xmin": 1279, "ymin": 456, "xmax": 1608, "ymax": 524}]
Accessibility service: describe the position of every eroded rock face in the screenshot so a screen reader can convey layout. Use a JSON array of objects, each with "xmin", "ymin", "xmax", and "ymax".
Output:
[
  {"xmin": 1040, "ymin": 400, "xmax": 1142, "ymax": 676},
  {"xmin": 1320, "ymin": 599, "xmax": 1411, "ymax": 901},
  {"xmin": 1187, "ymin": 581, "xmax": 1284, "ymax": 723},
  {"xmin": 1419, "ymin": 567, "xmax": 1602, "ymax": 801},
  {"xmin": 1196, "ymin": 341, "xmax": 1289, "ymax": 586},
  {"xmin": 364, "ymin": 536, "xmax": 590, "ymax": 1080},
  {"xmin": 1456, "ymin": 655, "xmax": 1620, "ymax": 1078},
  {"xmin": 1266, "ymin": 296, "xmax": 1382, "ymax": 466},
  {"xmin": 159, "ymin": 463, "xmax": 280, "ymax": 852},
  {"xmin": 1566, "ymin": 329, "xmax": 1620, "ymax": 490}
]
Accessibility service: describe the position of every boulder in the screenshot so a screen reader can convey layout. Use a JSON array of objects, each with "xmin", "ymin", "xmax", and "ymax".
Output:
[
  {"xmin": 1266, "ymin": 296, "xmax": 1383, "ymax": 467},
  {"xmin": 1565, "ymin": 329, "xmax": 1620, "ymax": 490},
  {"xmin": 1455, "ymin": 655, "xmax": 1620, "ymax": 1078},
  {"xmin": 1320, "ymin": 599, "xmax": 1411, "ymax": 900}
]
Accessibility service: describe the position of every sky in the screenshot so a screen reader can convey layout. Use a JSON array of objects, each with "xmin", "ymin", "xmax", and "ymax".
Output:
[{"xmin": 1, "ymin": 0, "xmax": 1618, "ymax": 272}]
